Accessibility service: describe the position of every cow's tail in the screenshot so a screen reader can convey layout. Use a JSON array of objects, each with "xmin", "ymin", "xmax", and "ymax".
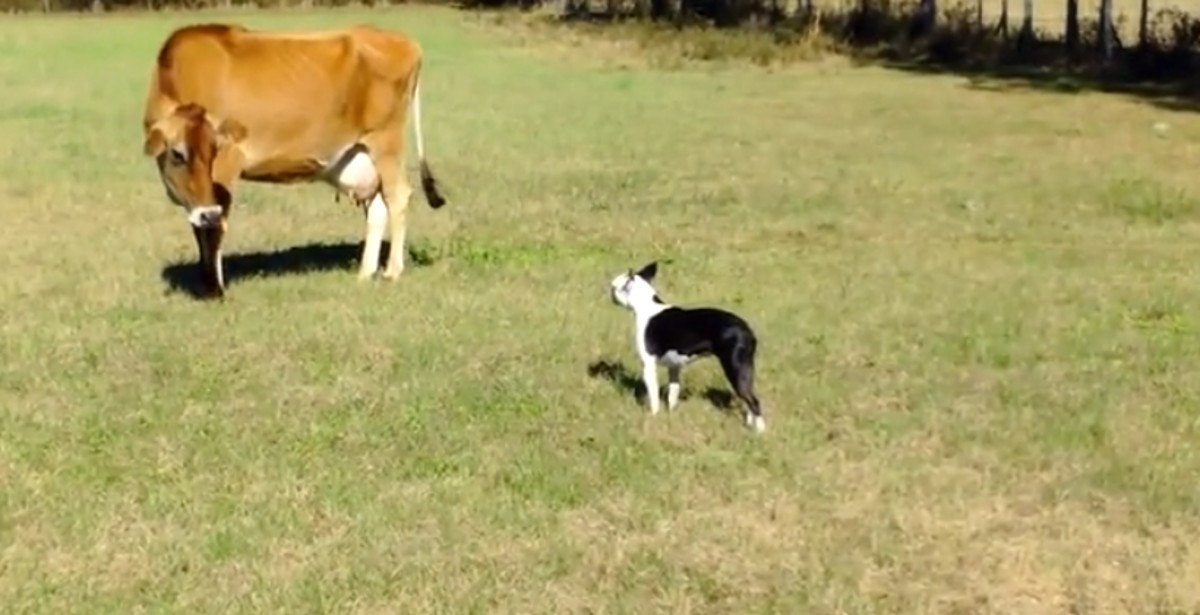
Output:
[{"xmin": 410, "ymin": 58, "xmax": 446, "ymax": 210}]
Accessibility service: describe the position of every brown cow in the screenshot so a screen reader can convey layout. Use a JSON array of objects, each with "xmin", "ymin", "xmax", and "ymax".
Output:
[{"xmin": 141, "ymin": 22, "xmax": 447, "ymax": 299}]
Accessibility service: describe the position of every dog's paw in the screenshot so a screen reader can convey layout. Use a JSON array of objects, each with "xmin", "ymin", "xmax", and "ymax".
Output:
[{"xmin": 745, "ymin": 413, "xmax": 766, "ymax": 433}]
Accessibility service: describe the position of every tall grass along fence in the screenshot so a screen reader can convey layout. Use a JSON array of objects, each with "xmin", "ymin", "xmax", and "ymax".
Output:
[
  {"xmin": 488, "ymin": 0, "xmax": 1200, "ymax": 88},
  {"xmin": 7, "ymin": 0, "xmax": 1200, "ymax": 98}
]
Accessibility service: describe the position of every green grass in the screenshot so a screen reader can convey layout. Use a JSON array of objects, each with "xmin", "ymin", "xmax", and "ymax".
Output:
[{"xmin": 3, "ymin": 4, "xmax": 1200, "ymax": 612}]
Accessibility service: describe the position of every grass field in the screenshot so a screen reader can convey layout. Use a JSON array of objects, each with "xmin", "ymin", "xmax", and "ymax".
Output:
[{"xmin": 4, "ymin": 4, "xmax": 1200, "ymax": 612}]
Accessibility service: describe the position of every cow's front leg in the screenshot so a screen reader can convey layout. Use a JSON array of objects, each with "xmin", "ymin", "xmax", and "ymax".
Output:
[
  {"xmin": 192, "ymin": 225, "xmax": 211, "ymax": 286},
  {"xmin": 192, "ymin": 220, "xmax": 226, "ymax": 300},
  {"xmin": 359, "ymin": 193, "xmax": 388, "ymax": 281}
]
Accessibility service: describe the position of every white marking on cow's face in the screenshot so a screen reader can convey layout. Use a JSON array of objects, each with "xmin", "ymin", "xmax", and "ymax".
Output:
[{"xmin": 187, "ymin": 205, "xmax": 224, "ymax": 229}]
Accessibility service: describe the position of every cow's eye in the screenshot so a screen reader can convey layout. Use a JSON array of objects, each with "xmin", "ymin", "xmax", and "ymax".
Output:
[{"xmin": 169, "ymin": 146, "xmax": 187, "ymax": 165}]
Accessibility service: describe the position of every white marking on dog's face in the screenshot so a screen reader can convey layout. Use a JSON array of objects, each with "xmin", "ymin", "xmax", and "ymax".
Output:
[
  {"xmin": 609, "ymin": 272, "xmax": 636, "ymax": 308},
  {"xmin": 609, "ymin": 269, "xmax": 659, "ymax": 311}
]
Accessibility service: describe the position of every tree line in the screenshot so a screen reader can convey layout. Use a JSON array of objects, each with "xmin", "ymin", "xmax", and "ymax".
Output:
[
  {"xmin": 6, "ymin": 0, "xmax": 1200, "ymax": 88},
  {"xmin": 0, "ymin": 0, "xmax": 459, "ymax": 12}
]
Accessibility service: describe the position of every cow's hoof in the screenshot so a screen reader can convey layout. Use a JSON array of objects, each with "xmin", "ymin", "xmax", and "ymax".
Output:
[
  {"xmin": 357, "ymin": 271, "xmax": 378, "ymax": 282},
  {"xmin": 380, "ymin": 268, "xmax": 404, "ymax": 282}
]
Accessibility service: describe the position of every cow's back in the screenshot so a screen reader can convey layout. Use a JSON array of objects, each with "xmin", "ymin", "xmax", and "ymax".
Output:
[{"xmin": 145, "ymin": 23, "xmax": 422, "ymax": 157}]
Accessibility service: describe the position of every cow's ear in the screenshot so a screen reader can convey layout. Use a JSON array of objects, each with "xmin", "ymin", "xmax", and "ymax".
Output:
[
  {"xmin": 177, "ymin": 102, "xmax": 206, "ymax": 121},
  {"xmin": 143, "ymin": 127, "xmax": 166, "ymax": 157},
  {"xmin": 217, "ymin": 118, "xmax": 247, "ymax": 145},
  {"xmin": 636, "ymin": 261, "xmax": 658, "ymax": 282}
]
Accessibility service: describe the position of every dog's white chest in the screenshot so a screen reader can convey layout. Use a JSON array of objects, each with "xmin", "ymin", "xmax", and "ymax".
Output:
[{"xmin": 659, "ymin": 350, "xmax": 695, "ymax": 367}]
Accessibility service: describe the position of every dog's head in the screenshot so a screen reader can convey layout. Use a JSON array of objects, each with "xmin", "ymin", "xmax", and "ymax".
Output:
[{"xmin": 609, "ymin": 261, "xmax": 659, "ymax": 309}]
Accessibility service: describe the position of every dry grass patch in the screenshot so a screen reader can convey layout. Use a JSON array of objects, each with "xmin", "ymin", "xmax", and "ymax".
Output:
[{"xmin": 463, "ymin": 6, "xmax": 844, "ymax": 70}]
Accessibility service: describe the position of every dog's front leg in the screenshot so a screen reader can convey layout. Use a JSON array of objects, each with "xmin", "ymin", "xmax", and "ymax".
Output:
[{"xmin": 642, "ymin": 360, "xmax": 660, "ymax": 415}]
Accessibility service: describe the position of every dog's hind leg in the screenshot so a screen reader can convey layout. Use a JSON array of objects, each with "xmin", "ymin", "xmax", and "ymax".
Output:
[
  {"xmin": 718, "ymin": 339, "xmax": 765, "ymax": 433},
  {"xmin": 667, "ymin": 365, "xmax": 682, "ymax": 411},
  {"xmin": 737, "ymin": 366, "xmax": 765, "ymax": 433}
]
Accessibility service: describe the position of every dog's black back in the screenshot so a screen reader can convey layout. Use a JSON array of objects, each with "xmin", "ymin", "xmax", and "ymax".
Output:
[
  {"xmin": 644, "ymin": 307, "xmax": 756, "ymax": 360},
  {"xmin": 645, "ymin": 305, "xmax": 762, "ymax": 423}
]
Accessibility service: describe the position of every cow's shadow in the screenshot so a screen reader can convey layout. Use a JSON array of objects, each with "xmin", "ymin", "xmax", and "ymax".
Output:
[
  {"xmin": 586, "ymin": 357, "xmax": 737, "ymax": 414},
  {"xmin": 160, "ymin": 240, "xmax": 435, "ymax": 299}
]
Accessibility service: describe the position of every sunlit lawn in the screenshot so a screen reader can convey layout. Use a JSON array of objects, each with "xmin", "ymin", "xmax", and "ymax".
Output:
[{"xmin": 1, "ymin": 4, "xmax": 1199, "ymax": 612}]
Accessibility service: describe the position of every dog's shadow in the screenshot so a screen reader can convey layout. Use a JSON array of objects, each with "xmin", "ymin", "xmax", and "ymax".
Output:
[{"xmin": 586, "ymin": 357, "xmax": 736, "ymax": 414}]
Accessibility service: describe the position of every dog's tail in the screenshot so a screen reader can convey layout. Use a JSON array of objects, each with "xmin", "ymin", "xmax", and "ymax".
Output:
[{"xmin": 718, "ymin": 333, "xmax": 762, "ymax": 428}]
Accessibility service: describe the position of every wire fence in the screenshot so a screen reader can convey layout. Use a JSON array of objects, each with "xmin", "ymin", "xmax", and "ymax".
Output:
[
  {"xmin": 6, "ymin": 0, "xmax": 1200, "ymax": 51},
  {"xmin": 785, "ymin": 0, "xmax": 1199, "ymax": 37}
]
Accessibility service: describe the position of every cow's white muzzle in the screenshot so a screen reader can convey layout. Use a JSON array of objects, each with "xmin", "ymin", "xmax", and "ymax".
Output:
[{"xmin": 187, "ymin": 205, "xmax": 224, "ymax": 229}]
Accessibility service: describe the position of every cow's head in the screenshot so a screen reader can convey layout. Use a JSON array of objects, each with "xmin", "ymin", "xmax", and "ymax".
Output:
[
  {"xmin": 142, "ymin": 102, "xmax": 247, "ymax": 230},
  {"xmin": 143, "ymin": 102, "xmax": 248, "ymax": 299}
]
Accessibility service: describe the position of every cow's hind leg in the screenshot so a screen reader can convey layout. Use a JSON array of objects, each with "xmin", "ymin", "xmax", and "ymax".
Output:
[
  {"xmin": 380, "ymin": 160, "xmax": 414, "ymax": 281},
  {"xmin": 332, "ymin": 142, "xmax": 388, "ymax": 281},
  {"xmin": 357, "ymin": 124, "xmax": 411, "ymax": 281},
  {"xmin": 359, "ymin": 192, "xmax": 388, "ymax": 281},
  {"xmin": 360, "ymin": 143, "xmax": 414, "ymax": 282}
]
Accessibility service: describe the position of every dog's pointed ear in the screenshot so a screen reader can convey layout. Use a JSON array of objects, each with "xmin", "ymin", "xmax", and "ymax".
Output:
[{"xmin": 636, "ymin": 261, "xmax": 658, "ymax": 282}]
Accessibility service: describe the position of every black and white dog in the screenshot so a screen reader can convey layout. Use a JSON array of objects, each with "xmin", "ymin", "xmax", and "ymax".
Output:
[{"xmin": 608, "ymin": 261, "xmax": 766, "ymax": 432}]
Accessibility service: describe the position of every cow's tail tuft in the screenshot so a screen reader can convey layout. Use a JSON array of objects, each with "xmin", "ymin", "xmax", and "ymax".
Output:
[{"xmin": 411, "ymin": 59, "xmax": 447, "ymax": 210}]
